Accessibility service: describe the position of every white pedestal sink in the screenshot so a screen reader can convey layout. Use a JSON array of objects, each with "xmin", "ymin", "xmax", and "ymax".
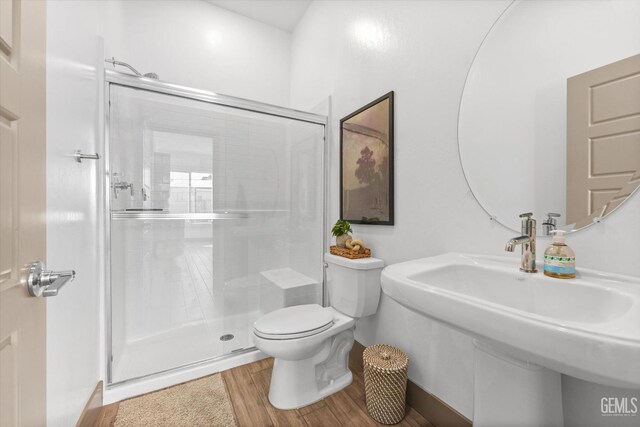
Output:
[{"xmin": 381, "ymin": 253, "xmax": 640, "ymax": 427}]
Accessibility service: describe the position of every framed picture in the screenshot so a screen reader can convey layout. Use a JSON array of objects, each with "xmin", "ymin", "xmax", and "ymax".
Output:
[{"xmin": 340, "ymin": 91, "xmax": 394, "ymax": 225}]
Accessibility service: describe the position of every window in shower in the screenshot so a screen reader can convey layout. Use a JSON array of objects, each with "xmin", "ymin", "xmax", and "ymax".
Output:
[
  {"xmin": 107, "ymin": 83, "xmax": 325, "ymax": 384},
  {"xmin": 169, "ymin": 171, "xmax": 213, "ymax": 213}
]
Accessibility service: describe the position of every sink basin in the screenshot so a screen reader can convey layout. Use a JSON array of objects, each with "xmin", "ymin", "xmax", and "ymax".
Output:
[
  {"xmin": 382, "ymin": 253, "xmax": 640, "ymax": 393},
  {"xmin": 407, "ymin": 262, "xmax": 632, "ymax": 324}
]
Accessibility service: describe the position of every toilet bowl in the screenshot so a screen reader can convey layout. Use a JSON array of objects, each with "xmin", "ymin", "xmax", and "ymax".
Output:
[{"xmin": 253, "ymin": 253, "xmax": 384, "ymax": 410}]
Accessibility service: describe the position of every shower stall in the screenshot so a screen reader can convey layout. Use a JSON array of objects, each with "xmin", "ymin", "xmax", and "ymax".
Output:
[{"xmin": 104, "ymin": 70, "xmax": 327, "ymax": 386}]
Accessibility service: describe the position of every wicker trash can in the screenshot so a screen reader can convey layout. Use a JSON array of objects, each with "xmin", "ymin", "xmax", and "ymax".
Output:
[{"xmin": 363, "ymin": 344, "xmax": 409, "ymax": 425}]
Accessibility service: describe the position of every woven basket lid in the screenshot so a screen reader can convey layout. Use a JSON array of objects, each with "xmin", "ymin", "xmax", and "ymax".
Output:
[{"xmin": 363, "ymin": 344, "xmax": 409, "ymax": 371}]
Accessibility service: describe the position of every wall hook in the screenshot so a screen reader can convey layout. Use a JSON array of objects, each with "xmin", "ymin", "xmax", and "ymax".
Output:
[{"xmin": 74, "ymin": 149, "xmax": 100, "ymax": 163}]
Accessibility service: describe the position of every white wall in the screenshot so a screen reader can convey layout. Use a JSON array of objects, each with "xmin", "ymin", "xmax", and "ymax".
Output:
[
  {"xmin": 46, "ymin": 2, "xmax": 103, "ymax": 426},
  {"xmin": 100, "ymin": 0, "xmax": 291, "ymax": 106},
  {"xmin": 290, "ymin": 1, "xmax": 640, "ymax": 425},
  {"xmin": 46, "ymin": 1, "xmax": 292, "ymax": 425}
]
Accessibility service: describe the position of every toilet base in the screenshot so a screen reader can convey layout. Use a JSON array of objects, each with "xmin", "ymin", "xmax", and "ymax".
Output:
[{"xmin": 268, "ymin": 329, "xmax": 354, "ymax": 409}]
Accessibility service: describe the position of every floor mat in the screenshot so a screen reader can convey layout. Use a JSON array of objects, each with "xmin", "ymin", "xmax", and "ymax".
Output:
[{"xmin": 114, "ymin": 374, "xmax": 237, "ymax": 427}]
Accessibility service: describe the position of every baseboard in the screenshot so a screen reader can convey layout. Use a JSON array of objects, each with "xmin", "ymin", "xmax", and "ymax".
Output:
[
  {"xmin": 405, "ymin": 380, "xmax": 472, "ymax": 427},
  {"xmin": 351, "ymin": 341, "xmax": 472, "ymax": 427},
  {"xmin": 76, "ymin": 381, "xmax": 103, "ymax": 427}
]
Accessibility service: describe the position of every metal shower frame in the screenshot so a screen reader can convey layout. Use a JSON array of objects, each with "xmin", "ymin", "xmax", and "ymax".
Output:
[{"xmin": 103, "ymin": 69, "xmax": 329, "ymax": 387}]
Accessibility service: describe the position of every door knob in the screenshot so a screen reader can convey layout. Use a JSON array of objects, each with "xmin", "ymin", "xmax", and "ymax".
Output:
[{"xmin": 27, "ymin": 261, "xmax": 76, "ymax": 297}]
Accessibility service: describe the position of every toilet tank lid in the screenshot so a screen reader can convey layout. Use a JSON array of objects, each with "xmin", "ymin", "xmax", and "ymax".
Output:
[{"xmin": 324, "ymin": 253, "xmax": 384, "ymax": 270}]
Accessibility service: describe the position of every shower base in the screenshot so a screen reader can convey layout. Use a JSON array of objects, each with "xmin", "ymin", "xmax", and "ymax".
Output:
[
  {"xmin": 104, "ymin": 345, "xmax": 266, "ymax": 404},
  {"xmin": 112, "ymin": 311, "xmax": 259, "ymax": 383}
]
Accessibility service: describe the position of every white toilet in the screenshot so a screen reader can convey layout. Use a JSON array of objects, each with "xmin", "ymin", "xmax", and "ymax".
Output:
[{"xmin": 252, "ymin": 253, "xmax": 384, "ymax": 410}]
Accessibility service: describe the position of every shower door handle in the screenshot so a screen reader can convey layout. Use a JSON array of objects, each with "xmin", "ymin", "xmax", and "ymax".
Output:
[{"xmin": 26, "ymin": 261, "xmax": 76, "ymax": 297}]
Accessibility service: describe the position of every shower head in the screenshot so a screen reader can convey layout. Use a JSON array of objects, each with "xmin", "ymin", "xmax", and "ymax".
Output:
[{"xmin": 105, "ymin": 57, "xmax": 159, "ymax": 80}]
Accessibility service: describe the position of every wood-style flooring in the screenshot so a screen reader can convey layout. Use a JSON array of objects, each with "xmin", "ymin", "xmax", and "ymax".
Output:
[{"xmin": 95, "ymin": 356, "xmax": 434, "ymax": 427}]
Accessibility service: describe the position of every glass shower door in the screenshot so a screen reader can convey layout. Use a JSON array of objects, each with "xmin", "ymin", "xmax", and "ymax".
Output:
[{"xmin": 107, "ymin": 84, "xmax": 325, "ymax": 384}]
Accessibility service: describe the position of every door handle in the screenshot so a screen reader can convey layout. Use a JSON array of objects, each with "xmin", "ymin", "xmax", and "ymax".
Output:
[{"xmin": 27, "ymin": 261, "xmax": 76, "ymax": 297}]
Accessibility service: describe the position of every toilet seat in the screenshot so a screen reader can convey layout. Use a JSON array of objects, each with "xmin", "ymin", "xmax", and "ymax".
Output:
[{"xmin": 254, "ymin": 304, "xmax": 334, "ymax": 340}]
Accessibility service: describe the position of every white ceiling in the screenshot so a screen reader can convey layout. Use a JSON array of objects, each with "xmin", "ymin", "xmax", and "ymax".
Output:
[{"xmin": 206, "ymin": 0, "xmax": 312, "ymax": 32}]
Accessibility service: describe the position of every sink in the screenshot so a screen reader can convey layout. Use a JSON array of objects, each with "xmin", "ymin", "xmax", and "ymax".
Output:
[
  {"xmin": 382, "ymin": 253, "xmax": 640, "ymax": 427},
  {"xmin": 408, "ymin": 263, "xmax": 633, "ymax": 324}
]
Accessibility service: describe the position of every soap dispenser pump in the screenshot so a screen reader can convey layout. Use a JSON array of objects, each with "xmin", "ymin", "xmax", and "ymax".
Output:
[{"xmin": 543, "ymin": 230, "xmax": 576, "ymax": 279}]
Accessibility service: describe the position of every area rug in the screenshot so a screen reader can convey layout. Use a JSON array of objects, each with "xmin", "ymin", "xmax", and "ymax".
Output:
[{"xmin": 114, "ymin": 374, "xmax": 237, "ymax": 427}]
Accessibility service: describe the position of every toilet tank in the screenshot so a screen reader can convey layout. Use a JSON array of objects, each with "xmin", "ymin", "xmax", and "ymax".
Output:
[{"xmin": 325, "ymin": 253, "xmax": 384, "ymax": 318}]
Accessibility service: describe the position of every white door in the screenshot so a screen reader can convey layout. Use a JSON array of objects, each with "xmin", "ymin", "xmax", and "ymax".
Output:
[
  {"xmin": 566, "ymin": 54, "xmax": 640, "ymax": 227},
  {"xmin": 0, "ymin": 0, "xmax": 47, "ymax": 425}
]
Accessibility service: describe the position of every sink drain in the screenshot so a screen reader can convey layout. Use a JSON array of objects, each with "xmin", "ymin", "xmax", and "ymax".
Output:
[{"xmin": 220, "ymin": 334, "xmax": 234, "ymax": 341}]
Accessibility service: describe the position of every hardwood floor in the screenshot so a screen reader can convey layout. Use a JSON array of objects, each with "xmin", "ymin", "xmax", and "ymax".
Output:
[
  {"xmin": 95, "ymin": 401, "xmax": 118, "ymax": 426},
  {"xmin": 222, "ymin": 357, "xmax": 432, "ymax": 427},
  {"xmin": 95, "ymin": 356, "xmax": 434, "ymax": 426}
]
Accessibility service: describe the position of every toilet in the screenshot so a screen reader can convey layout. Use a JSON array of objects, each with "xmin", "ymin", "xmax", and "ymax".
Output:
[{"xmin": 252, "ymin": 253, "xmax": 384, "ymax": 410}]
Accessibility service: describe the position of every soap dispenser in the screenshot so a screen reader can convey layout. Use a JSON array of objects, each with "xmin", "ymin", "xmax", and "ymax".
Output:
[{"xmin": 543, "ymin": 230, "xmax": 576, "ymax": 279}]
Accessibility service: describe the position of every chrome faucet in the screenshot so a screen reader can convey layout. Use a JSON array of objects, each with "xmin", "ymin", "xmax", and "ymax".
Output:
[
  {"xmin": 505, "ymin": 212, "xmax": 537, "ymax": 273},
  {"xmin": 542, "ymin": 212, "xmax": 560, "ymax": 236},
  {"xmin": 112, "ymin": 173, "xmax": 134, "ymax": 199}
]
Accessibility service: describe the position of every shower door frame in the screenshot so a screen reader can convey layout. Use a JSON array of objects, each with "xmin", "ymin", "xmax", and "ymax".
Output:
[{"xmin": 103, "ymin": 69, "xmax": 328, "ymax": 387}]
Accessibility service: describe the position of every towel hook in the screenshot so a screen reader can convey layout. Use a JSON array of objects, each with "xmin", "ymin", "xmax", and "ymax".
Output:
[{"xmin": 74, "ymin": 149, "xmax": 100, "ymax": 163}]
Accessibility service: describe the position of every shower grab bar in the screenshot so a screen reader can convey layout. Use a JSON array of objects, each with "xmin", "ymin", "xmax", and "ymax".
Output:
[{"xmin": 111, "ymin": 212, "xmax": 248, "ymax": 220}]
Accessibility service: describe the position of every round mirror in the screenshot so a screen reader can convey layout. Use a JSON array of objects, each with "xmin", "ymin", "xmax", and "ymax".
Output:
[{"xmin": 459, "ymin": 0, "xmax": 640, "ymax": 235}]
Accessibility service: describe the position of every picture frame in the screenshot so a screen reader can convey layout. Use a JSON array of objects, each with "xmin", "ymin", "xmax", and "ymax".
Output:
[{"xmin": 340, "ymin": 91, "xmax": 394, "ymax": 225}]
